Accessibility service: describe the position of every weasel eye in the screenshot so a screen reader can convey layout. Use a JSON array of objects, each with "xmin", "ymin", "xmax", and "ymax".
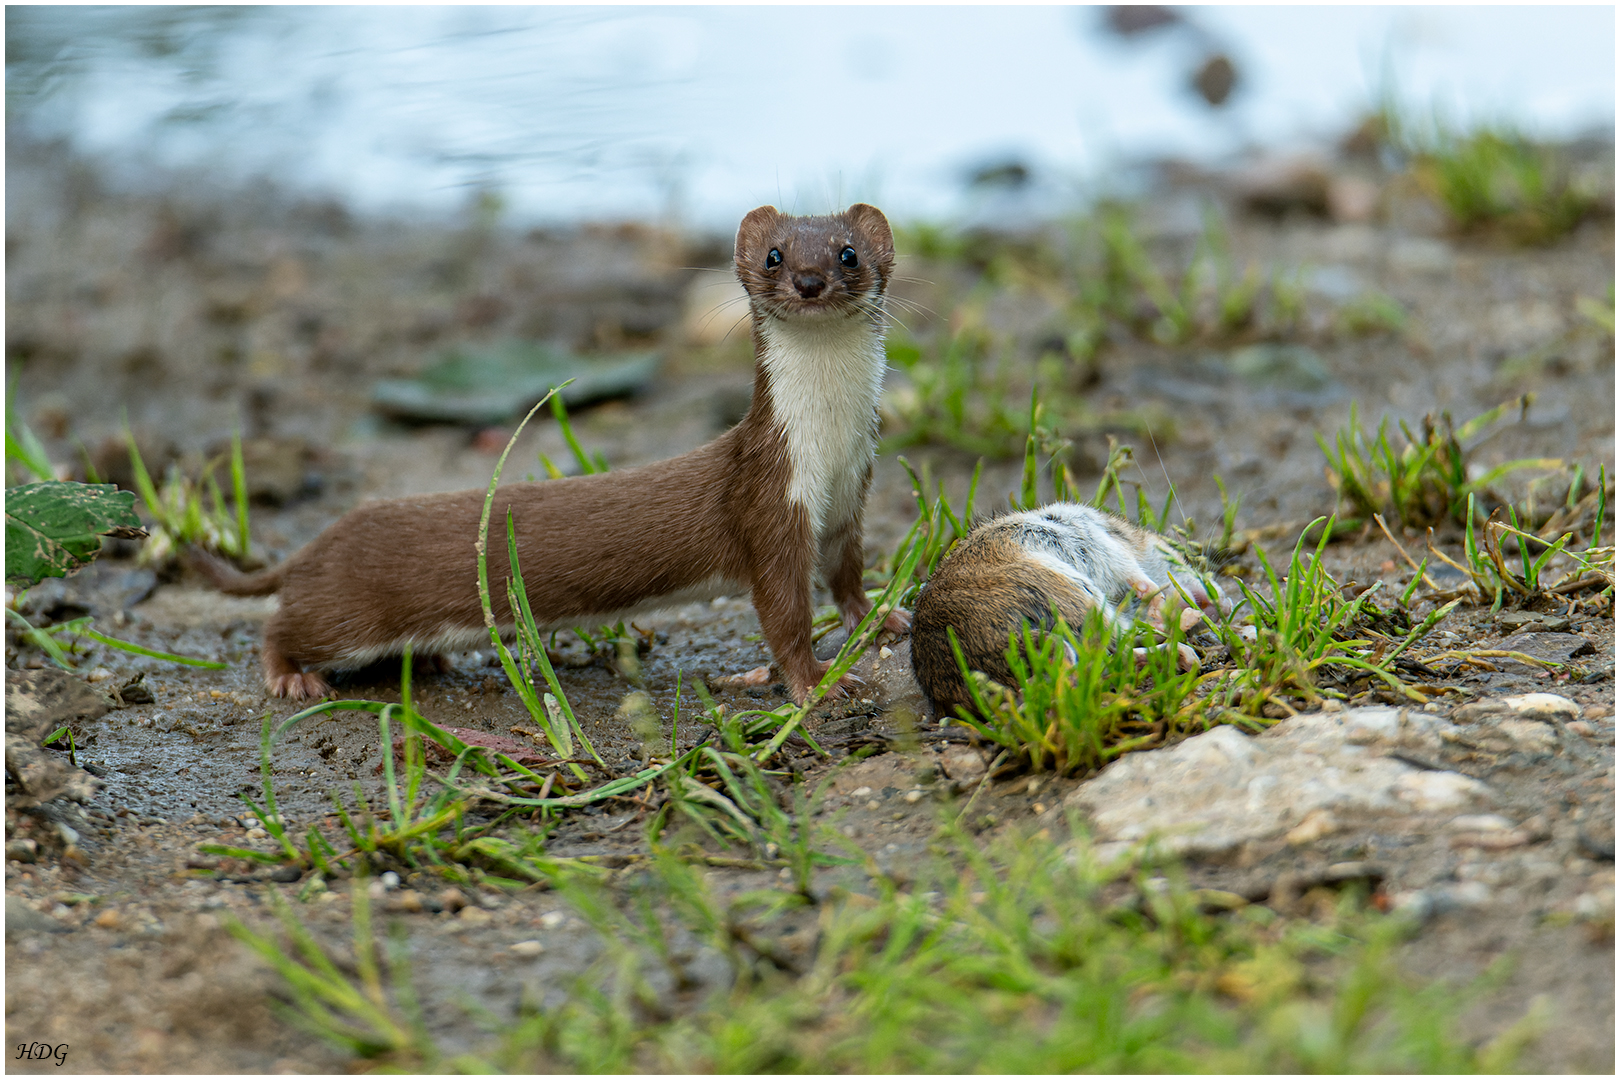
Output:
[
  {"xmin": 765, "ymin": 248, "xmax": 782, "ymax": 269},
  {"xmin": 840, "ymin": 246, "xmax": 858, "ymax": 268}
]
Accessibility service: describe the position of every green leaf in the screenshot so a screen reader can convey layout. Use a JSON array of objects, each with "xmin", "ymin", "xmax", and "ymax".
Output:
[{"xmin": 5, "ymin": 481, "xmax": 146, "ymax": 587}]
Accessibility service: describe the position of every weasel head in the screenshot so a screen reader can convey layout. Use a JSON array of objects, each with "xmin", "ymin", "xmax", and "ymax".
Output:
[{"xmin": 734, "ymin": 203, "xmax": 894, "ymax": 323}]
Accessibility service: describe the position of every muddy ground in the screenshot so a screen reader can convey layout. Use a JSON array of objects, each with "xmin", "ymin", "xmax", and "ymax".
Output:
[{"xmin": 4, "ymin": 135, "xmax": 1615, "ymax": 1072}]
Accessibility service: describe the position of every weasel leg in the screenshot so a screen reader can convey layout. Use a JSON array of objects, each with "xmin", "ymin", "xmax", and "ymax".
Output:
[
  {"xmin": 838, "ymin": 596, "xmax": 913, "ymax": 636},
  {"xmin": 262, "ymin": 646, "xmax": 332, "ymax": 700}
]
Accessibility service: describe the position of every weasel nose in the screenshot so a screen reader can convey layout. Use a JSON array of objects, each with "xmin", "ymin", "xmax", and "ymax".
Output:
[{"xmin": 792, "ymin": 272, "xmax": 825, "ymax": 298}]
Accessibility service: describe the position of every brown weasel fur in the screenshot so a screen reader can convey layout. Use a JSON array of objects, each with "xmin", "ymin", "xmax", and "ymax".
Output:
[{"xmin": 194, "ymin": 203, "xmax": 910, "ymax": 701}]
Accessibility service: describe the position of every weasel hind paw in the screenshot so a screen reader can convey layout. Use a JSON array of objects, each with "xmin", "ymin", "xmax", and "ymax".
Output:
[
  {"xmin": 715, "ymin": 665, "xmax": 774, "ymax": 689},
  {"xmin": 268, "ymin": 672, "xmax": 333, "ymax": 700}
]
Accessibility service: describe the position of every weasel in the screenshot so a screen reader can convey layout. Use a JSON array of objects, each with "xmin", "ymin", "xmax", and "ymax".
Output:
[
  {"xmin": 194, "ymin": 203, "xmax": 910, "ymax": 702},
  {"xmin": 908, "ymin": 503, "xmax": 1229, "ymax": 719}
]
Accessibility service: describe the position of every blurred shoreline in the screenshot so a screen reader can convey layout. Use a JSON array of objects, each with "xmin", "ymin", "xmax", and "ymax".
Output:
[{"xmin": 7, "ymin": 6, "xmax": 1613, "ymax": 232}]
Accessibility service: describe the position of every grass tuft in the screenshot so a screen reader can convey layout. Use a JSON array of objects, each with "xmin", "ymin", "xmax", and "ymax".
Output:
[
  {"xmin": 124, "ymin": 424, "xmax": 252, "ymax": 565},
  {"xmin": 1316, "ymin": 395, "xmax": 1566, "ymax": 531}
]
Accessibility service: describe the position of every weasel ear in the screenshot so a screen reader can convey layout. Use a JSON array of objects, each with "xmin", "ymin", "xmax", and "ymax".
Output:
[
  {"xmin": 845, "ymin": 203, "xmax": 894, "ymax": 262},
  {"xmin": 735, "ymin": 205, "xmax": 780, "ymax": 260}
]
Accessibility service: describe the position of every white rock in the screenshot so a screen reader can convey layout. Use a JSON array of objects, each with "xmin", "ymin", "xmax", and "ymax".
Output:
[
  {"xmin": 1065, "ymin": 709, "xmax": 1493, "ymax": 858},
  {"xmin": 1500, "ymin": 693, "xmax": 1580, "ymax": 721},
  {"xmin": 1392, "ymin": 770, "xmax": 1492, "ymax": 812}
]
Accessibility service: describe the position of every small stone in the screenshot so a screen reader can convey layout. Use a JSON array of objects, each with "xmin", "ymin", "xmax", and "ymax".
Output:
[
  {"xmin": 1573, "ymin": 892, "xmax": 1614, "ymax": 922},
  {"xmin": 1327, "ymin": 176, "xmax": 1380, "ymax": 224},
  {"xmin": 458, "ymin": 907, "xmax": 493, "ymax": 926},
  {"xmin": 379, "ymin": 871, "xmax": 401, "ymax": 891},
  {"xmin": 1500, "ymin": 693, "xmax": 1581, "ymax": 721},
  {"xmin": 1447, "ymin": 814, "xmax": 1513, "ymax": 833},
  {"xmin": 865, "ymin": 800, "xmax": 881, "ymax": 811},
  {"xmin": 539, "ymin": 910, "xmax": 567, "ymax": 930},
  {"xmin": 438, "ymin": 888, "xmax": 469, "ymax": 913},
  {"xmin": 1388, "ymin": 237, "xmax": 1453, "ymax": 275},
  {"xmin": 93, "ymin": 908, "xmax": 123, "ymax": 930},
  {"xmin": 509, "ymin": 939, "xmax": 544, "ymax": 957},
  {"xmin": 903, "ymin": 790, "xmax": 926, "ymax": 804},
  {"xmin": 1285, "ymin": 808, "xmax": 1340, "ymax": 845},
  {"xmin": 393, "ymin": 890, "xmax": 424, "ymax": 914},
  {"xmin": 1582, "ymin": 704, "xmax": 1610, "ymax": 721},
  {"xmin": 1568, "ymin": 720, "xmax": 1596, "ymax": 737},
  {"xmin": 879, "ymin": 646, "xmax": 893, "ymax": 660},
  {"xmin": 1437, "ymin": 881, "xmax": 1493, "ymax": 910},
  {"xmin": 850, "ymin": 787, "xmax": 872, "ymax": 798},
  {"xmin": 1498, "ymin": 611, "xmax": 1572, "ymax": 631},
  {"xmin": 6, "ymin": 839, "xmax": 39, "ymax": 863},
  {"xmin": 943, "ymin": 749, "xmax": 987, "ymax": 780}
]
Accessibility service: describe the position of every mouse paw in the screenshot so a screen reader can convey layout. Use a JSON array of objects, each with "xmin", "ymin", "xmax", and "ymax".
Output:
[{"xmin": 881, "ymin": 607, "xmax": 912, "ymax": 635}]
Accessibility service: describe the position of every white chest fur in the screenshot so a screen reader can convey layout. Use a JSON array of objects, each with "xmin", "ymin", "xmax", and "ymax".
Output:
[{"xmin": 759, "ymin": 314, "xmax": 887, "ymax": 540}]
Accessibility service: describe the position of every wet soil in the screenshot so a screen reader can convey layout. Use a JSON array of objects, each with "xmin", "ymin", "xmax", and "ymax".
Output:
[{"xmin": 5, "ymin": 138, "xmax": 1615, "ymax": 1072}]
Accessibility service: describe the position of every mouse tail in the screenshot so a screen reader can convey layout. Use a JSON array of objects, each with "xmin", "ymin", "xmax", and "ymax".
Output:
[{"xmin": 186, "ymin": 544, "xmax": 285, "ymax": 596}]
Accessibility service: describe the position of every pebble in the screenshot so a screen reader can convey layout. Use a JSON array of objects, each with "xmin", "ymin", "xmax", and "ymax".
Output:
[
  {"xmin": 438, "ymin": 887, "xmax": 469, "ymax": 913},
  {"xmin": 1573, "ymin": 892, "xmax": 1614, "ymax": 922},
  {"xmin": 942, "ymin": 749, "xmax": 987, "ymax": 780},
  {"xmin": 457, "ymin": 907, "xmax": 493, "ymax": 927},
  {"xmin": 509, "ymin": 939, "xmax": 544, "ymax": 957},
  {"xmin": 1567, "ymin": 720, "xmax": 1596, "ymax": 737},
  {"xmin": 850, "ymin": 787, "xmax": 872, "ymax": 798},
  {"xmin": 1495, "ymin": 611, "xmax": 1572, "ymax": 633},
  {"xmin": 6, "ymin": 839, "xmax": 40, "ymax": 863},
  {"xmin": 903, "ymin": 790, "xmax": 926, "ymax": 804},
  {"xmin": 1387, "ymin": 237, "xmax": 1453, "ymax": 276},
  {"xmin": 1447, "ymin": 814, "xmax": 1513, "ymax": 833},
  {"xmin": 1393, "ymin": 881, "xmax": 1492, "ymax": 921},
  {"xmin": 539, "ymin": 910, "xmax": 567, "ymax": 930},
  {"xmin": 1285, "ymin": 809, "xmax": 1340, "ymax": 845}
]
